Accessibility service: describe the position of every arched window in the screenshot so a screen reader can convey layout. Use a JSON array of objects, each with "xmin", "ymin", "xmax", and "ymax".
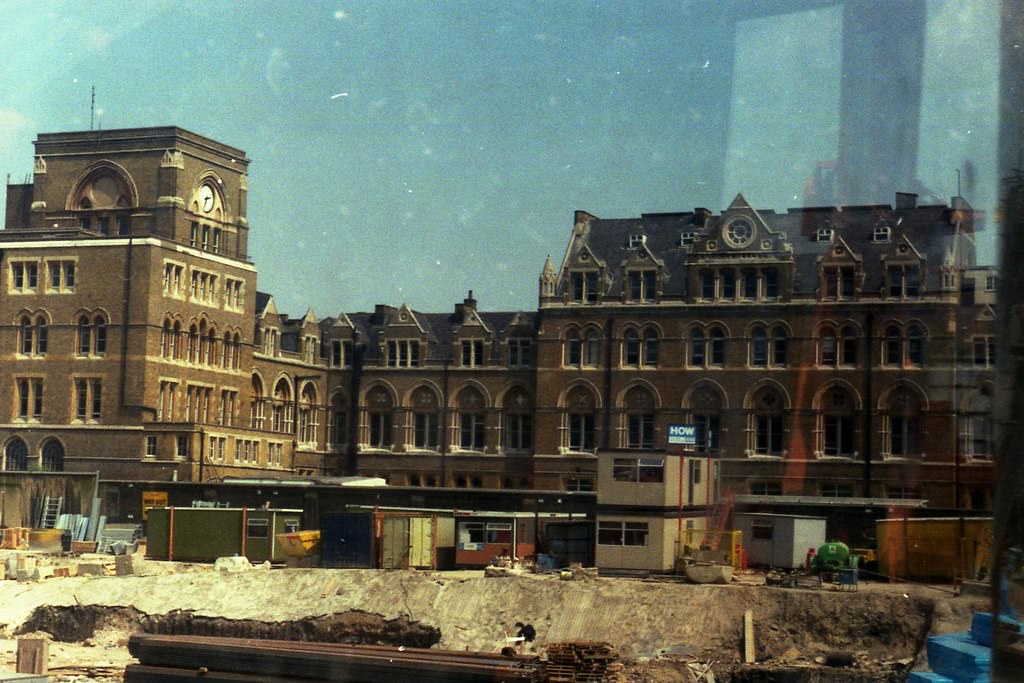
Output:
[
  {"xmin": 624, "ymin": 328, "xmax": 658, "ymax": 367},
  {"xmin": 17, "ymin": 315, "xmax": 47, "ymax": 356},
  {"xmin": 883, "ymin": 324, "xmax": 926, "ymax": 367},
  {"xmin": 94, "ymin": 316, "xmax": 107, "ymax": 354},
  {"xmin": 689, "ymin": 328, "xmax": 706, "ymax": 366},
  {"xmin": 750, "ymin": 386, "xmax": 784, "ymax": 456},
  {"xmin": 751, "ymin": 327, "xmax": 768, "ymax": 367},
  {"xmin": 206, "ymin": 328, "xmax": 218, "ymax": 367},
  {"xmin": 365, "ymin": 386, "xmax": 393, "ymax": 448},
  {"xmin": 687, "ymin": 384, "xmax": 723, "ymax": 452},
  {"xmin": 751, "ymin": 325, "xmax": 786, "ymax": 367},
  {"xmin": 623, "ymin": 329, "xmax": 640, "ymax": 367},
  {"xmin": 250, "ymin": 375, "xmax": 265, "ymax": 429},
  {"xmin": 907, "ymin": 324, "xmax": 925, "ymax": 366},
  {"xmin": 198, "ymin": 321, "xmax": 208, "ymax": 364},
  {"xmin": 820, "ymin": 387, "xmax": 855, "ymax": 457},
  {"xmin": 330, "ymin": 392, "xmax": 349, "ymax": 447},
  {"xmin": 4, "ymin": 438, "xmax": 28, "ymax": 471},
  {"xmin": 564, "ymin": 330, "xmax": 582, "ymax": 367},
  {"xmin": 232, "ymin": 332, "xmax": 242, "ymax": 369},
  {"xmin": 411, "ymin": 386, "xmax": 440, "ymax": 450},
  {"xmin": 75, "ymin": 314, "xmax": 106, "ymax": 356},
  {"xmin": 78, "ymin": 316, "xmax": 92, "ymax": 356},
  {"xmin": 564, "ymin": 386, "xmax": 597, "ymax": 452},
  {"xmin": 188, "ymin": 324, "xmax": 199, "ymax": 363},
  {"xmin": 161, "ymin": 320, "xmax": 172, "ymax": 358},
  {"xmin": 771, "ymin": 326, "xmax": 788, "ymax": 366},
  {"xmin": 820, "ymin": 329, "xmax": 837, "ymax": 366},
  {"xmin": 222, "ymin": 331, "xmax": 232, "ymax": 367},
  {"xmin": 503, "ymin": 387, "xmax": 533, "ymax": 452},
  {"xmin": 298, "ymin": 383, "xmax": 318, "ymax": 445},
  {"xmin": 583, "ymin": 330, "xmax": 600, "ymax": 366},
  {"xmin": 456, "ymin": 387, "xmax": 487, "ymax": 451},
  {"xmin": 623, "ymin": 386, "xmax": 656, "ymax": 449},
  {"xmin": 643, "ymin": 329, "xmax": 659, "ymax": 367},
  {"xmin": 886, "ymin": 387, "xmax": 922, "ymax": 457},
  {"xmin": 964, "ymin": 389, "xmax": 992, "ymax": 459},
  {"xmin": 884, "ymin": 325, "xmax": 903, "ymax": 365},
  {"xmin": 840, "ymin": 325, "xmax": 858, "ymax": 366},
  {"xmin": 72, "ymin": 169, "xmax": 134, "ymax": 234},
  {"xmin": 272, "ymin": 379, "xmax": 292, "ymax": 433},
  {"xmin": 19, "ymin": 316, "xmax": 33, "ymax": 355},
  {"xmin": 41, "ymin": 439, "xmax": 64, "ymax": 472},
  {"xmin": 709, "ymin": 327, "xmax": 725, "ymax": 366},
  {"xmin": 172, "ymin": 321, "xmax": 182, "ymax": 359}
]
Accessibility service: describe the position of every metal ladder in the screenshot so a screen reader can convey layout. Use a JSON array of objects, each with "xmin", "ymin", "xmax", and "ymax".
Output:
[{"xmin": 40, "ymin": 496, "xmax": 62, "ymax": 529}]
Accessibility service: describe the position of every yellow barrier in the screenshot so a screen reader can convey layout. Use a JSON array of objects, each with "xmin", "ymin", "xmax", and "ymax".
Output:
[{"xmin": 678, "ymin": 529, "xmax": 743, "ymax": 569}]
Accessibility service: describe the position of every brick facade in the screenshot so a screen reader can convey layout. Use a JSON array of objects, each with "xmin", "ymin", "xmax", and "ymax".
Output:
[{"xmin": 1, "ymin": 127, "xmax": 994, "ymax": 512}]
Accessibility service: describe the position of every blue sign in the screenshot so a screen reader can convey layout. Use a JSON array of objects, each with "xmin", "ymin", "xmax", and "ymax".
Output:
[{"xmin": 668, "ymin": 424, "xmax": 697, "ymax": 446}]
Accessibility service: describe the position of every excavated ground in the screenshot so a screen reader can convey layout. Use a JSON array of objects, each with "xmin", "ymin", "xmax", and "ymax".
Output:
[{"xmin": 0, "ymin": 557, "xmax": 988, "ymax": 682}]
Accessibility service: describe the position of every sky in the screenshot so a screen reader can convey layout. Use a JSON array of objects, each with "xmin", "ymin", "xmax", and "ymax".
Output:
[{"xmin": 0, "ymin": 0, "xmax": 1002, "ymax": 317}]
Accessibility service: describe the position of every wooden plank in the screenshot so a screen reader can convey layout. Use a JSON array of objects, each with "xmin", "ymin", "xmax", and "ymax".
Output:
[
  {"xmin": 743, "ymin": 609, "xmax": 755, "ymax": 664},
  {"xmin": 16, "ymin": 638, "xmax": 48, "ymax": 674}
]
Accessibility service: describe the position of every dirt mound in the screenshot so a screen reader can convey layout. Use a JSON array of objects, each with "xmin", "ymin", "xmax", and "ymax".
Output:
[
  {"xmin": 0, "ymin": 566, "xmax": 989, "ymax": 682},
  {"xmin": 16, "ymin": 604, "xmax": 441, "ymax": 648}
]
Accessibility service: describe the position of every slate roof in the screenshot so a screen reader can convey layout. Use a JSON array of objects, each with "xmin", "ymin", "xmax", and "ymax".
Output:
[
  {"xmin": 316, "ymin": 306, "xmax": 535, "ymax": 364},
  {"xmin": 557, "ymin": 195, "xmax": 979, "ymax": 300}
]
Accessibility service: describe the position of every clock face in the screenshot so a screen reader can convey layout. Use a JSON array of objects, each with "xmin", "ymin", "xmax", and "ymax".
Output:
[
  {"xmin": 198, "ymin": 184, "xmax": 215, "ymax": 213},
  {"xmin": 725, "ymin": 218, "xmax": 755, "ymax": 248}
]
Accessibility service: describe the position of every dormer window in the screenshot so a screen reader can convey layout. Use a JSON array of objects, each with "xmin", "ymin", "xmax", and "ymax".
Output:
[
  {"xmin": 628, "ymin": 234, "xmax": 646, "ymax": 248},
  {"xmin": 461, "ymin": 339, "xmax": 485, "ymax": 367},
  {"xmin": 824, "ymin": 266, "xmax": 856, "ymax": 299},
  {"xmin": 680, "ymin": 231, "xmax": 696, "ymax": 247},
  {"xmin": 872, "ymin": 224, "xmax": 891, "ymax": 242},
  {"xmin": 387, "ymin": 340, "xmax": 420, "ymax": 367},
  {"xmin": 816, "ymin": 228, "xmax": 834, "ymax": 242},
  {"xmin": 570, "ymin": 271, "xmax": 599, "ymax": 303},
  {"xmin": 627, "ymin": 270, "xmax": 657, "ymax": 302},
  {"xmin": 888, "ymin": 264, "xmax": 920, "ymax": 299}
]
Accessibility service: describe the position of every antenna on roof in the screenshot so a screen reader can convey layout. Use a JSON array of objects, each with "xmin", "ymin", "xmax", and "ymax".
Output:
[
  {"xmin": 956, "ymin": 167, "xmax": 961, "ymax": 197},
  {"xmin": 90, "ymin": 85, "xmax": 95, "ymax": 130}
]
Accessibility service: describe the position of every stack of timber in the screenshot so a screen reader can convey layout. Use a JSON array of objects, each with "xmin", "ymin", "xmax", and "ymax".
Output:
[
  {"xmin": 543, "ymin": 641, "xmax": 619, "ymax": 682},
  {"xmin": 0, "ymin": 528, "xmax": 29, "ymax": 550},
  {"xmin": 125, "ymin": 634, "xmax": 541, "ymax": 682}
]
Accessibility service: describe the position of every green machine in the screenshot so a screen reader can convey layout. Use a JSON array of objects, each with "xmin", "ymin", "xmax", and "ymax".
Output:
[
  {"xmin": 812, "ymin": 541, "xmax": 860, "ymax": 589},
  {"xmin": 811, "ymin": 541, "xmax": 859, "ymax": 573}
]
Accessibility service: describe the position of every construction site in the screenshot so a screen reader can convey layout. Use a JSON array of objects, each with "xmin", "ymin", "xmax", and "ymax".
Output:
[
  {"xmin": 0, "ymin": 536, "xmax": 996, "ymax": 683},
  {"xmin": 0, "ymin": 474, "xmax": 1000, "ymax": 682}
]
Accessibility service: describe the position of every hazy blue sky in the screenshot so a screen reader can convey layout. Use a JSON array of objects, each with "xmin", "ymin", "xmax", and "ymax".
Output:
[{"xmin": 0, "ymin": 0, "xmax": 1000, "ymax": 316}]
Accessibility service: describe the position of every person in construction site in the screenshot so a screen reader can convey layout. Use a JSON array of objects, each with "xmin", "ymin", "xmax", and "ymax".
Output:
[{"xmin": 514, "ymin": 622, "xmax": 537, "ymax": 654}]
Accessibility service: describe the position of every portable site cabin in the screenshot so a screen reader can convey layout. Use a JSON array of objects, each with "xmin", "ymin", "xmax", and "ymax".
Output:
[
  {"xmin": 735, "ymin": 512, "xmax": 827, "ymax": 570},
  {"xmin": 454, "ymin": 511, "xmax": 537, "ymax": 567},
  {"xmin": 145, "ymin": 507, "xmax": 302, "ymax": 563},
  {"xmin": 319, "ymin": 509, "xmax": 454, "ymax": 569}
]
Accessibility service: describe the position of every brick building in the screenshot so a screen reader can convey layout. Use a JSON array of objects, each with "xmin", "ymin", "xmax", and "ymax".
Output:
[{"xmin": 1, "ymin": 128, "xmax": 995, "ymax": 546}]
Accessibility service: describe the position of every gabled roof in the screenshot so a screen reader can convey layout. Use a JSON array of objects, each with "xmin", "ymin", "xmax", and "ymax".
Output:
[{"xmin": 552, "ymin": 195, "xmax": 980, "ymax": 299}]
